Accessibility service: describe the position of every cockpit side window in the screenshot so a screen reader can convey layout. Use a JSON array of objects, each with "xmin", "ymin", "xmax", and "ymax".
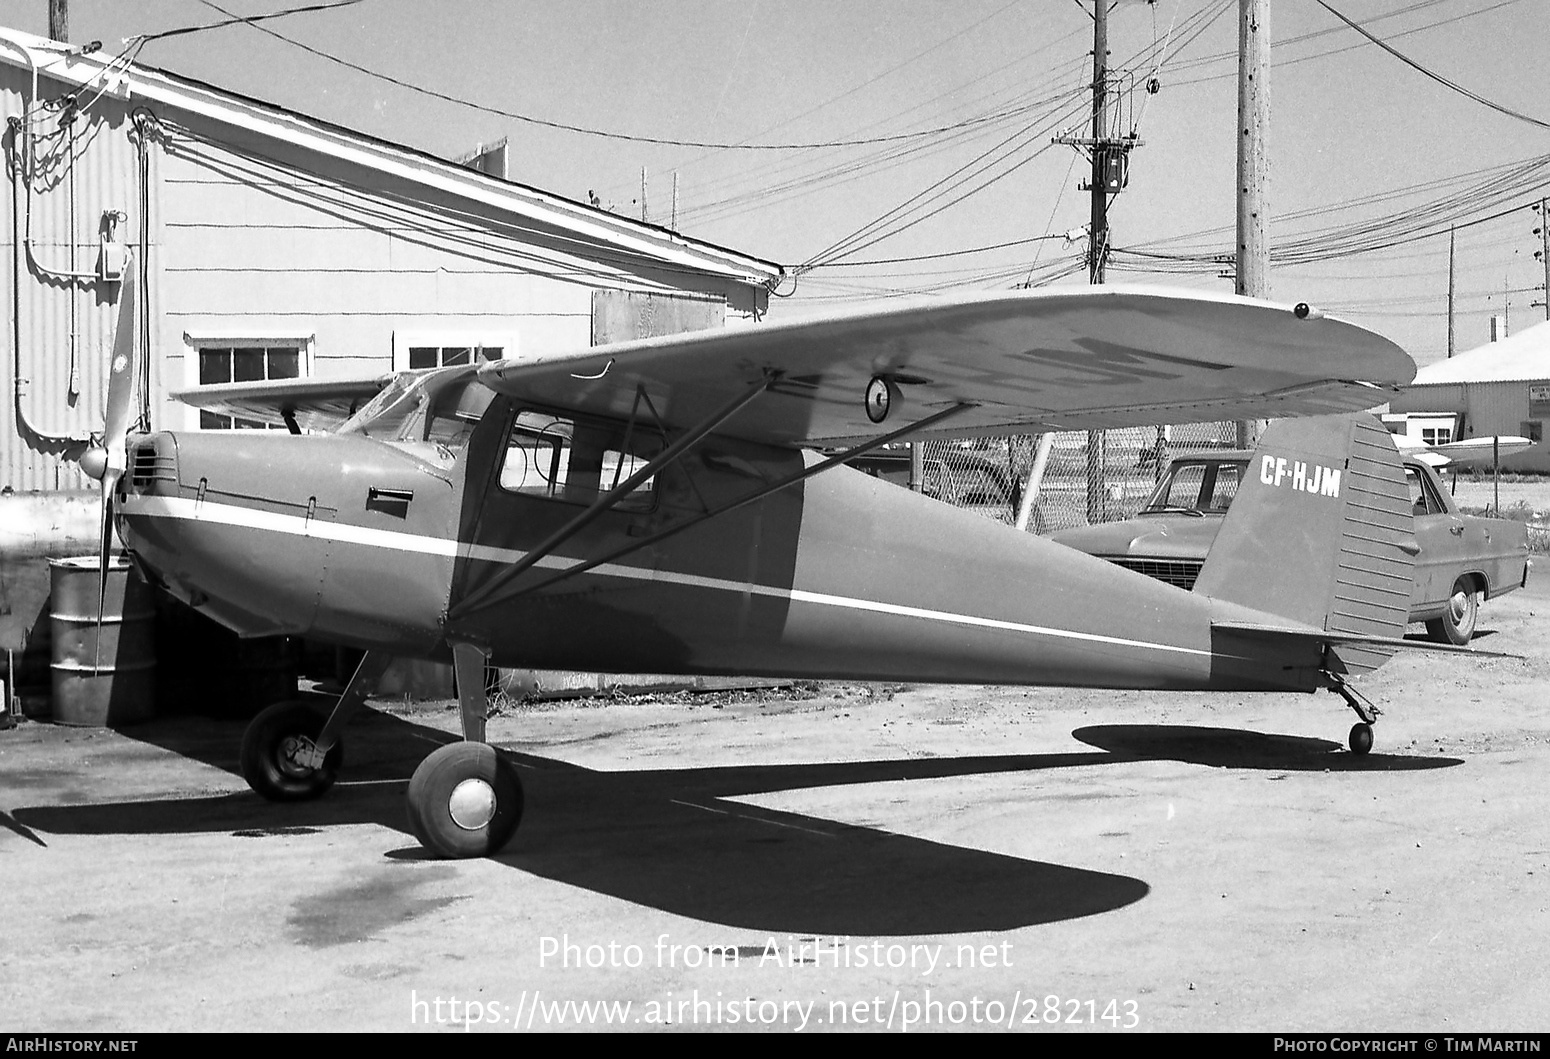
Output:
[
  {"xmin": 499, "ymin": 410, "xmax": 662, "ymax": 512},
  {"xmin": 424, "ymin": 380, "xmax": 495, "ymax": 450}
]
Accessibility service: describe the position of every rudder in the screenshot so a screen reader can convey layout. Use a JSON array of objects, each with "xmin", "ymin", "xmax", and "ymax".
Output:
[{"xmin": 1194, "ymin": 414, "xmax": 1413, "ymax": 675}]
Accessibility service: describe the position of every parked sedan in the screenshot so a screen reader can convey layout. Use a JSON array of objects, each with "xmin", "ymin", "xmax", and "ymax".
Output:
[
  {"xmin": 844, "ymin": 447, "xmax": 1020, "ymax": 515},
  {"xmin": 1049, "ymin": 451, "xmax": 1530, "ymax": 644}
]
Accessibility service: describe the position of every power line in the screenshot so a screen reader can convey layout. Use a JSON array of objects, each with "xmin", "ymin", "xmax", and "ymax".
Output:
[
  {"xmin": 1311, "ymin": 0, "xmax": 1550, "ymax": 132},
  {"xmin": 143, "ymin": 0, "xmax": 368, "ymax": 42},
  {"xmin": 191, "ymin": 0, "xmax": 1059, "ymax": 152},
  {"xmin": 810, "ymin": 232, "xmax": 1069, "ymax": 268}
]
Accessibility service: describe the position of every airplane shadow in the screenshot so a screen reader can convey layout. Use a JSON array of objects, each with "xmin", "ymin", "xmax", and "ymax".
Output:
[
  {"xmin": 1072, "ymin": 725, "xmax": 1464, "ymax": 772},
  {"xmin": 10, "ymin": 714, "xmax": 1462, "ymax": 935}
]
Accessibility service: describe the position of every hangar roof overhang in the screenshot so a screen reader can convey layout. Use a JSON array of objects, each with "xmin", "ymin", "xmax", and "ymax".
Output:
[
  {"xmin": 0, "ymin": 26, "xmax": 786, "ymax": 290},
  {"xmin": 1412, "ymin": 319, "xmax": 1550, "ymax": 387}
]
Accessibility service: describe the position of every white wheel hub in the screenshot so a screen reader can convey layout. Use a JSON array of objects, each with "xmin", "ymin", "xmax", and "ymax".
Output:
[{"xmin": 448, "ymin": 777, "xmax": 497, "ymax": 831}]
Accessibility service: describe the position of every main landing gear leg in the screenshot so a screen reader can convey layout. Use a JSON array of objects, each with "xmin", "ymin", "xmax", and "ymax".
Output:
[
  {"xmin": 1329, "ymin": 677, "xmax": 1382, "ymax": 756},
  {"xmin": 240, "ymin": 650, "xmax": 394, "ymax": 801},
  {"xmin": 406, "ymin": 642, "xmax": 524, "ymax": 858}
]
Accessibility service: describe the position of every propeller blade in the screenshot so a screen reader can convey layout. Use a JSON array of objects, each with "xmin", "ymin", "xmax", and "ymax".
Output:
[
  {"xmin": 94, "ymin": 469, "xmax": 120, "ymax": 673},
  {"xmin": 102, "ymin": 254, "xmax": 138, "ymax": 457},
  {"xmin": 93, "ymin": 254, "xmax": 138, "ymax": 671}
]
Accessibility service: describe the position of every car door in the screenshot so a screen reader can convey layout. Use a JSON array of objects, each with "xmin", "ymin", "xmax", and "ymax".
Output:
[{"xmin": 1406, "ymin": 463, "xmax": 1462, "ymax": 611}]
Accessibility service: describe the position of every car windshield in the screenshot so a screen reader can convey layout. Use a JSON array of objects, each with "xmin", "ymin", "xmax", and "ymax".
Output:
[{"xmin": 1142, "ymin": 459, "xmax": 1247, "ymax": 515}]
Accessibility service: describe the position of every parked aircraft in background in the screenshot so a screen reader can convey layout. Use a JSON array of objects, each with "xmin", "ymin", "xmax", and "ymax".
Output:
[
  {"xmin": 68, "ymin": 273, "xmax": 1492, "ymax": 859},
  {"xmin": 1392, "ymin": 433, "xmax": 1534, "ymax": 469}
]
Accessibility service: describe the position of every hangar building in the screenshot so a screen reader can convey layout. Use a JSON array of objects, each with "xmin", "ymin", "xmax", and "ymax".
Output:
[
  {"xmin": 0, "ymin": 25, "xmax": 782, "ymax": 710},
  {"xmin": 0, "ymin": 26, "xmax": 783, "ymax": 493},
  {"xmin": 1389, "ymin": 320, "xmax": 1550, "ymax": 473}
]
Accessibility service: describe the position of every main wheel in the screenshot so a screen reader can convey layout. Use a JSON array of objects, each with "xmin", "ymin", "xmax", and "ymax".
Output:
[
  {"xmin": 1426, "ymin": 577, "xmax": 1479, "ymax": 645},
  {"xmin": 1348, "ymin": 722, "xmax": 1374, "ymax": 756},
  {"xmin": 240, "ymin": 700, "xmax": 343, "ymax": 801},
  {"xmin": 406, "ymin": 742, "xmax": 524, "ymax": 858}
]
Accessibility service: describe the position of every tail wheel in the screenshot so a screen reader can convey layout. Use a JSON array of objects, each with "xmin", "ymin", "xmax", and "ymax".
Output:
[
  {"xmin": 1348, "ymin": 722, "xmax": 1374, "ymax": 756},
  {"xmin": 240, "ymin": 700, "xmax": 343, "ymax": 801},
  {"xmin": 1425, "ymin": 577, "xmax": 1479, "ymax": 645},
  {"xmin": 407, "ymin": 742, "xmax": 524, "ymax": 858}
]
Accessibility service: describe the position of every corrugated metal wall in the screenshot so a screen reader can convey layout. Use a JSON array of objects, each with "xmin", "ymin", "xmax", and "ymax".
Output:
[
  {"xmin": 1392, "ymin": 379, "xmax": 1550, "ymax": 471},
  {"xmin": 1467, "ymin": 381, "xmax": 1549, "ymax": 472},
  {"xmin": 3, "ymin": 68, "xmax": 146, "ymax": 492}
]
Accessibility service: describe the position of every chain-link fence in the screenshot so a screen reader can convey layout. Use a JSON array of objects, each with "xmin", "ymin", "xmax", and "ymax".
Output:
[{"xmin": 918, "ymin": 423, "xmax": 1238, "ymax": 533}]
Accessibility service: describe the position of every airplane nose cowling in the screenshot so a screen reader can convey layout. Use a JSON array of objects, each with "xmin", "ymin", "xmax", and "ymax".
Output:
[{"xmin": 116, "ymin": 431, "xmax": 458, "ymax": 653}]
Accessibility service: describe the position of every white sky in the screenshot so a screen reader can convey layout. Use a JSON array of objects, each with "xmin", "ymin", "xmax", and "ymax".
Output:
[{"xmin": 12, "ymin": 0, "xmax": 1550, "ymax": 366}]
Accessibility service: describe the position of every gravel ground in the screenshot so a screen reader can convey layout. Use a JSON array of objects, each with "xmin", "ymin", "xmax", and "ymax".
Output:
[{"xmin": 2, "ymin": 564, "xmax": 1546, "ymax": 1033}]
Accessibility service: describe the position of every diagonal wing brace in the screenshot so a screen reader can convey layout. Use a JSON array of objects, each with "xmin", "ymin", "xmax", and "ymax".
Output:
[
  {"xmin": 449, "ymin": 400, "xmax": 976, "ymax": 620},
  {"xmin": 452, "ymin": 373, "xmax": 776, "ymax": 616}
]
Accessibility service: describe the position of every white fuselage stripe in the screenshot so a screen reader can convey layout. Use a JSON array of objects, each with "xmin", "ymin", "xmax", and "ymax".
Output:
[{"xmin": 120, "ymin": 493, "xmax": 1211, "ymax": 658}]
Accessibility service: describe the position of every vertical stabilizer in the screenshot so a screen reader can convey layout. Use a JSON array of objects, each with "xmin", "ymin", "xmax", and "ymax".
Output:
[{"xmin": 1194, "ymin": 415, "xmax": 1413, "ymax": 675}]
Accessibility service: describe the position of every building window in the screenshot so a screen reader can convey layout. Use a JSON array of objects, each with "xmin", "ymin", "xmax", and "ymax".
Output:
[
  {"xmin": 1420, "ymin": 427, "xmax": 1453, "ymax": 446},
  {"xmin": 393, "ymin": 331, "xmax": 518, "ymax": 372},
  {"xmin": 197, "ymin": 345, "xmax": 303, "ymax": 429},
  {"xmin": 406, "ymin": 345, "xmax": 505, "ymax": 370}
]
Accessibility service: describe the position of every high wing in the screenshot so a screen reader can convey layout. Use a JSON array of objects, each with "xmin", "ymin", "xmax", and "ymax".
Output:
[
  {"xmin": 477, "ymin": 287, "xmax": 1415, "ymax": 445},
  {"xmin": 171, "ymin": 374, "xmax": 395, "ymax": 432},
  {"xmin": 1395, "ymin": 434, "xmax": 1534, "ymax": 467}
]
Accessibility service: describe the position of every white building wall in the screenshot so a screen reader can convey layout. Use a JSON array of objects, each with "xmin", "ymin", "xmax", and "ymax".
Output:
[{"xmin": 3, "ymin": 58, "xmax": 771, "ymax": 490}]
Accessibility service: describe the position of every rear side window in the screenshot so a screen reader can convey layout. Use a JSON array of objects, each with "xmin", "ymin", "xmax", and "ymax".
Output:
[{"xmin": 499, "ymin": 410, "xmax": 662, "ymax": 512}]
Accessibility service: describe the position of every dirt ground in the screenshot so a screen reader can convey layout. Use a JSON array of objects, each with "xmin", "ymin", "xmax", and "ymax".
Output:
[{"xmin": 2, "ymin": 567, "xmax": 1547, "ymax": 1034}]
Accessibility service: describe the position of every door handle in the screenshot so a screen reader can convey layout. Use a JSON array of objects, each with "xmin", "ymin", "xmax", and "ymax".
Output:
[{"xmin": 1449, "ymin": 524, "xmax": 1465, "ymax": 536}]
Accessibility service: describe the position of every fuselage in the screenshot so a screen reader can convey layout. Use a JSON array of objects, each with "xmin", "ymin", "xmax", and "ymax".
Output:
[{"xmin": 116, "ymin": 376, "xmax": 1327, "ymax": 694}]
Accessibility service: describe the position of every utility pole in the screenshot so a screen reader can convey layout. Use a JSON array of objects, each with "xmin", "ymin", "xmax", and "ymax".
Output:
[
  {"xmin": 49, "ymin": 0, "xmax": 68, "ymax": 42},
  {"xmin": 1538, "ymin": 198, "xmax": 1549, "ymax": 321},
  {"xmin": 1055, "ymin": 1, "xmax": 1141, "ymax": 523},
  {"xmin": 1447, "ymin": 227, "xmax": 1456, "ymax": 357},
  {"xmin": 1087, "ymin": 1, "xmax": 1111, "ymax": 286},
  {"xmin": 1234, "ymin": 0, "xmax": 1270, "ymax": 449}
]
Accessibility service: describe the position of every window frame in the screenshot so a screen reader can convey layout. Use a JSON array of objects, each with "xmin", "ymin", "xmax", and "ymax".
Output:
[
  {"xmin": 181, "ymin": 329, "xmax": 316, "ymax": 431},
  {"xmin": 497, "ymin": 406, "xmax": 666, "ymax": 514},
  {"xmin": 392, "ymin": 330, "xmax": 519, "ymax": 372}
]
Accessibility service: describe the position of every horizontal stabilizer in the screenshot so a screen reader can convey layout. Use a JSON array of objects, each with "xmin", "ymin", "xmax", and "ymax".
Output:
[{"xmin": 1211, "ymin": 620, "xmax": 1521, "ymax": 659}]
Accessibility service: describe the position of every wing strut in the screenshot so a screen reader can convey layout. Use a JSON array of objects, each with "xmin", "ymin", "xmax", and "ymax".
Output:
[
  {"xmin": 453, "ymin": 373, "xmax": 777, "ymax": 616},
  {"xmin": 448, "ymin": 401, "xmax": 975, "ymax": 621}
]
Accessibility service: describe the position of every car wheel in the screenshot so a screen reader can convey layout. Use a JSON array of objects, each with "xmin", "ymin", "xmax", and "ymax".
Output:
[{"xmin": 1426, "ymin": 577, "xmax": 1479, "ymax": 645}]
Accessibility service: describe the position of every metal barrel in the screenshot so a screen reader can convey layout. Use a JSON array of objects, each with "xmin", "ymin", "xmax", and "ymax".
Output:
[{"xmin": 49, "ymin": 556, "xmax": 157, "ymax": 726}]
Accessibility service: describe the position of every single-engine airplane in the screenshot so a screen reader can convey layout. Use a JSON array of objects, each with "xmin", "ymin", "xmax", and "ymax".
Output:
[{"xmin": 70, "ymin": 266, "xmax": 1485, "ymax": 858}]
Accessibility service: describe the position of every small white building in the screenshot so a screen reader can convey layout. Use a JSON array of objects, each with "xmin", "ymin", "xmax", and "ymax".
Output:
[{"xmin": 1389, "ymin": 320, "xmax": 1550, "ymax": 472}]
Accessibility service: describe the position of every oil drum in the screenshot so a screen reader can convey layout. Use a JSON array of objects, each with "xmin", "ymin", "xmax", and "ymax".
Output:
[{"xmin": 49, "ymin": 556, "xmax": 156, "ymax": 725}]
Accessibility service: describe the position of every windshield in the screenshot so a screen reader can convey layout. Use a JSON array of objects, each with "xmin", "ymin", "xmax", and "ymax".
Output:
[
  {"xmin": 1142, "ymin": 459, "xmax": 1247, "ymax": 515},
  {"xmin": 337, "ymin": 366, "xmax": 489, "ymax": 451},
  {"xmin": 338, "ymin": 373, "xmax": 424, "ymax": 438}
]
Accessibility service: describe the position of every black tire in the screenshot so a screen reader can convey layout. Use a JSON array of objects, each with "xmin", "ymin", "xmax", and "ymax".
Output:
[
  {"xmin": 240, "ymin": 699, "xmax": 342, "ymax": 801},
  {"xmin": 1349, "ymin": 722, "xmax": 1374, "ymax": 756},
  {"xmin": 406, "ymin": 742, "xmax": 524, "ymax": 858},
  {"xmin": 1425, "ymin": 577, "xmax": 1479, "ymax": 645}
]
